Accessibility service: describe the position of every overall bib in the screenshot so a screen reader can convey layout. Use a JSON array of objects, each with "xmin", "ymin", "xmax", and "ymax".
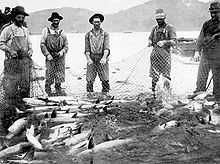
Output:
[
  {"xmin": 44, "ymin": 28, "xmax": 65, "ymax": 94},
  {"xmin": 3, "ymin": 28, "xmax": 32, "ymax": 105}
]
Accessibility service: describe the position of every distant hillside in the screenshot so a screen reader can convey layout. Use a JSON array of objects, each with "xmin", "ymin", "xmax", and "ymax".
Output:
[
  {"xmin": 26, "ymin": 7, "xmax": 94, "ymax": 34},
  {"xmin": 26, "ymin": 0, "xmax": 210, "ymax": 33}
]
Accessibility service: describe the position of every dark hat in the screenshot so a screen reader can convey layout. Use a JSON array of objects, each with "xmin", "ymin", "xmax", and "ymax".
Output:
[
  {"xmin": 5, "ymin": 7, "xmax": 10, "ymax": 11},
  {"xmin": 11, "ymin": 6, "xmax": 29, "ymax": 17},
  {"xmin": 48, "ymin": 12, "xmax": 63, "ymax": 22},
  {"xmin": 155, "ymin": 8, "xmax": 166, "ymax": 19},
  {"xmin": 89, "ymin": 13, "xmax": 104, "ymax": 24},
  {"xmin": 209, "ymin": 1, "xmax": 220, "ymax": 12}
]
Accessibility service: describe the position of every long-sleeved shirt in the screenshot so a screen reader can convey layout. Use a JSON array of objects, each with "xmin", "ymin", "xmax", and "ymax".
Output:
[
  {"xmin": 85, "ymin": 28, "xmax": 110, "ymax": 55},
  {"xmin": 0, "ymin": 23, "xmax": 32, "ymax": 58},
  {"xmin": 196, "ymin": 18, "xmax": 220, "ymax": 51},
  {"xmin": 40, "ymin": 26, "xmax": 68, "ymax": 57},
  {"xmin": 149, "ymin": 23, "xmax": 176, "ymax": 51}
]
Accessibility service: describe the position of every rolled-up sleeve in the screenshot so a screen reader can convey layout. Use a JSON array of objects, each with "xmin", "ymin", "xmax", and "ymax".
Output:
[
  {"xmin": 26, "ymin": 29, "xmax": 33, "ymax": 52},
  {"xmin": 148, "ymin": 28, "xmax": 154, "ymax": 41},
  {"xmin": 84, "ymin": 32, "xmax": 90, "ymax": 54},
  {"xmin": 40, "ymin": 28, "xmax": 50, "ymax": 56},
  {"xmin": 168, "ymin": 25, "xmax": 177, "ymax": 40},
  {"xmin": 103, "ymin": 32, "xmax": 110, "ymax": 51},
  {"xmin": 0, "ymin": 27, "xmax": 11, "ymax": 53},
  {"xmin": 165, "ymin": 25, "xmax": 177, "ymax": 46},
  {"xmin": 196, "ymin": 24, "xmax": 205, "ymax": 51}
]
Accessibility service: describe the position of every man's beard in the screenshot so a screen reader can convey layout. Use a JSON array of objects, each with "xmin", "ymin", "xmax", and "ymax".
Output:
[
  {"xmin": 157, "ymin": 20, "xmax": 165, "ymax": 27},
  {"xmin": 94, "ymin": 24, "xmax": 100, "ymax": 30},
  {"xmin": 14, "ymin": 20, "xmax": 24, "ymax": 27},
  {"xmin": 52, "ymin": 23, "xmax": 59, "ymax": 28}
]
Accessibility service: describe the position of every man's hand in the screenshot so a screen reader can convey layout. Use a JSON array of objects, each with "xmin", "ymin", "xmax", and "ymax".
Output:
[
  {"xmin": 58, "ymin": 51, "xmax": 64, "ymax": 57},
  {"xmin": 47, "ymin": 54, "xmax": 53, "ymax": 61},
  {"xmin": 212, "ymin": 33, "xmax": 220, "ymax": 40},
  {"xmin": 157, "ymin": 40, "xmax": 167, "ymax": 47},
  {"xmin": 87, "ymin": 58, "xmax": 93, "ymax": 65},
  {"xmin": 147, "ymin": 40, "xmax": 152, "ymax": 47},
  {"xmin": 193, "ymin": 51, "xmax": 200, "ymax": 62},
  {"xmin": 9, "ymin": 49, "xmax": 17, "ymax": 58},
  {"xmin": 100, "ymin": 58, "xmax": 107, "ymax": 64},
  {"xmin": 27, "ymin": 49, "xmax": 33, "ymax": 57}
]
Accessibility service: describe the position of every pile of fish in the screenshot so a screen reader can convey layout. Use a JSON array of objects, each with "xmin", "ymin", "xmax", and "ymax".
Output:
[
  {"xmin": 139, "ymin": 91, "xmax": 220, "ymax": 134},
  {"xmin": 0, "ymin": 95, "xmax": 134, "ymax": 163}
]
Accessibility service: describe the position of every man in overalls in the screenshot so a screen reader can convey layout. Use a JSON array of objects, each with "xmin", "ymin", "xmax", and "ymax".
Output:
[
  {"xmin": 40, "ymin": 12, "xmax": 68, "ymax": 96},
  {"xmin": 148, "ymin": 9, "xmax": 176, "ymax": 96},
  {"xmin": 85, "ymin": 13, "xmax": 110, "ymax": 96},
  {"xmin": 197, "ymin": 1, "xmax": 220, "ymax": 103},
  {"xmin": 0, "ymin": 6, "xmax": 32, "ymax": 106}
]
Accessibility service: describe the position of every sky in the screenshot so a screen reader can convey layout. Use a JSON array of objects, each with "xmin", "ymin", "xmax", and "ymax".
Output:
[{"xmin": 0, "ymin": 0, "xmax": 211, "ymax": 14}]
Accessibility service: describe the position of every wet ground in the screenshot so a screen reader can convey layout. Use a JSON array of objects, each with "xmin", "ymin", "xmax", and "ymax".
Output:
[
  {"xmin": 1, "ymin": 91, "xmax": 220, "ymax": 164},
  {"xmin": 29, "ymin": 92, "xmax": 220, "ymax": 164}
]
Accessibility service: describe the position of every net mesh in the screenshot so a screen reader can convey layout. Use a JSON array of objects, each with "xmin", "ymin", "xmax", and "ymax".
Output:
[{"xmin": 0, "ymin": 46, "xmax": 210, "ymax": 100}]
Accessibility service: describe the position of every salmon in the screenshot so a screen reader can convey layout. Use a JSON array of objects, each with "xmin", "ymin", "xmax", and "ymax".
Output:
[
  {"xmin": 77, "ymin": 138, "xmax": 133, "ymax": 157},
  {"xmin": 68, "ymin": 140, "xmax": 88, "ymax": 155},
  {"xmin": 23, "ymin": 98, "xmax": 49, "ymax": 106},
  {"xmin": 26, "ymin": 125, "xmax": 43, "ymax": 150},
  {"xmin": 6, "ymin": 118, "xmax": 28, "ymax": 139},
  {"xmin": 0, "ymin": 142, "xmax": 31, "ymax": 159},
  {"xmin": 194, "ymin": 92, "xmax": 208, "ymax": 100},
  {"xmin": 158, "ymin": 120, "xmax": 177, "ymax": 130},
  {"xmin": 49, "ymin": 123, "xmax": 81, "ymax": 141},
  {"xmin": 7, "ymin": 159, "xmax": 53, "ymax": 164},
  {"xmin": 45, "ymin": 117, "xmax": 82, "ymax": 124},
  {"xmin": 64, "ymin": 129, "xmax": 91, "ymax": 146}
]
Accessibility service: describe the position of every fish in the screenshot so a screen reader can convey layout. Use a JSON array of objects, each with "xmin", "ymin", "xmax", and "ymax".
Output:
[
  {"xmin": 45, "ymin": 123, "xmax": 82, "ymax": 144},
  {"xmin": 7, "ymin": 160, "xmax": 53, "ymax": 164},
  {"xmin": 204, "ymin": 101, "xmax": 216, "ymax": 108},
  {"xmin": 64, "ymin": 130, "xmax": 92, "ymax": 146},
  {"xmin": 0, "ymin": 142, "xmax": 32, "ymax": 159},
  {"xmin": 28, "ymin": 105, "xmax": 80, "ymax": 113},
  {"xmin": 194, "ymin": 92, "xmax": 208, "ymax": 100},
  {"xmin": 185, "ymin": 101, "xmax": 203, "ymax": 112},
  {"xmin": 68, "ymin": 140, "xmax": 88, "ymax": 155},
  {"xmin": 26, "ymin": 125, "xmax": 43, "ymax": 150},
  {"xmin": 23, "ymin": 98, "xmax": 47, "ymax": 106},
  {"xmin": 79, "ymin": 104, "xmax": 97, "ymax": 109},
  {"xmin": 208, "ymin": 129, "xmax": 220, "ymax": 133},
  {"xmin": 6, "ymin": 118, "xmax": 28, "ymax": 139},
  {"xmin": 50, "ymin": 122, "xmax": 80, "ymax": 130},
  {"xmin": 45, "ymin": 117, "xmax": 82, "ymax": 124},
  {"xmin": 77, "ymin": 138, "xmax": 133, "ymax": 157},
  {"xmin": 158, "ymin": 120, "xmax": 177, "ymax": 130}
]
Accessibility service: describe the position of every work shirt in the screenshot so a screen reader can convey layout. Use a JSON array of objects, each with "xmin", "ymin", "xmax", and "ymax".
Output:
[
  {"xmin": 197, "ymin": 18, "xmax": 220, "ymax": 65},
  {"xmin": 85, "ymin": 28, "xmax": 110, "ymax": 55},
  {"xmin": 196, "ymin": 18, "xmax": 220, "ymax": 51},
  {"xmin": 0, "ymin": 23, "xmax": 32, "ymax": 59},
  {"xmin": 40, "ymin": 26, "xmax": 68, "ymax": 57},
  {"xmin": 149, "ymin": 23, "xmax": 176, "ymax": 52}
]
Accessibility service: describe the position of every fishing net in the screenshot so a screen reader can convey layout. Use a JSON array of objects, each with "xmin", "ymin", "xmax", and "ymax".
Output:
[
  {"xmin": 0, "ymin": 46, "xmax": 210, "ymax": 100},
  {"xmin": 61, "ymin": 46, "xmax": 205, "ymax": 99}
]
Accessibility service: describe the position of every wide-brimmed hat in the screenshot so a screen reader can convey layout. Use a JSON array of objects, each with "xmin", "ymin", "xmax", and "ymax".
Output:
[
  {"xmin": 89, "ymin": 13, "xmax": 104, "ymax": 24},
  {"xmin": 48, "ymin": 12, "xmax": 63, "ymax": 22},
  {"xmin": 11, "ymin": 6, "xmax": 29, "ymax": 17},
  {"xmin": 155, "ymin": 8, "xmax": 166, "ymax": 19},
  {"xmin": 209, "ymin": 1, "xmax": 220, "ymax": 12}
]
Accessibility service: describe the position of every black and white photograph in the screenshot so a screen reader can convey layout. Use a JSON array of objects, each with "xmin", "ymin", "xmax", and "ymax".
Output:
[{"xmin": 0, "ymin": 0, "xmax": 219, "ymax": 163}]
